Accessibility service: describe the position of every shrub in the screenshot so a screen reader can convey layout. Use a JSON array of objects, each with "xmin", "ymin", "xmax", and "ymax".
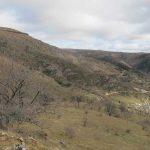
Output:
[
  {"xmin": 82, "ymin": 110, "xmax": 88, "ymax": 127},
  {"xmin": 64, "ymin": 127, "xmax": 75, "ymax": 138},
  {"xmin": 140, "ymin": 119, "xmax": 150, "ymax": 130},
  {"xmin": 71, "ymin": 95, "xmax": 84, "ymax": 108},
  {"xmin": 82, "ymin": 117, "xmax": 88, "ymax": 127},
  {"xmin": 125, "ymin": 129, "xmax": 131, "ymax": 134},
  {"xmin": 104, "ymin": 100, "xmax": 120, "ymax": 117},
  {"xmin": 55, "ymin": 76, "xmax": 71, "ymax": 87},
  {"xmin": 119, "ymin": 102, "xmax": 127, "ymax": 113},
  {"xmin": 36, "ymin": 130, "xmax": 48, "ymax": 140}
]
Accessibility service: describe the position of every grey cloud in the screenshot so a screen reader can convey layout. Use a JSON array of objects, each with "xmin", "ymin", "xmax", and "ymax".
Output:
[{"xmin": 0, "ymin": 0, "xmax": 149, "ymax": 52}]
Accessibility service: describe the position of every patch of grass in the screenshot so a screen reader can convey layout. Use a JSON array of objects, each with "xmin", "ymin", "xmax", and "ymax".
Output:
[
  {"xmin": 112, "ymin": 95, "xmax": 142, "ymax": 104},
  {"xmin": 11, "ymin": 106, "xmax": 150, "ymax": 150}
]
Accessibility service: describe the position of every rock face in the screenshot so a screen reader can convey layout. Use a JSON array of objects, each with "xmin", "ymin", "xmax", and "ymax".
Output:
[
  {"xmin": 0, "ymin": 131, "xmax": 48, "ymax": 150},
  {"xmin": 12, "ymin": 137, "xmax": 28, "ymax": 150},
  {"xmin": 0, "ymin": 131, "xmax": 28, "ymax": 150},
  {"xmin": 12, "ymin": 144, "xmax": 28, "ymax": 150}
]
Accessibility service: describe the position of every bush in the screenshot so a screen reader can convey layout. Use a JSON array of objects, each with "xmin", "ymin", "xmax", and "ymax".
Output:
[
  {"xmin": 64, "ymin": 127, "xmax": 75, "ymax": 138},
  {"xmin": 55, "ymin": 76, "xmax": 71, "ymax": 87},
  {"xmin": 140, "ymin": 119, "xmax": 150, "ymax": 130},
  {"xmin": 104, "ymin": 100, "xmax": 120, "ymax": 117},
  {"xmin": 125, "ymin": 129, "xmax": 131, "ymax": 134},
  {"xmin": 35, "ymin": 130, "xmax": 48, "ymax": 140},
  {"xmin": 119, "ymin": 102, "xmax": 127, "ymax": 113},
  {"xmin": 71, "ymin": 95, "xmax": 84, "ymax": 108}
]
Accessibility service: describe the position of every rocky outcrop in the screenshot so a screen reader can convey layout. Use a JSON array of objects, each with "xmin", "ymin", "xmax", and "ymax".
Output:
[
  {"xmin": 12, "ymin": 143, "xmax": 28, "ymax": 150},
  {"xmin": 0, "ymin": 131, "xmax": 49, "ymax": 150}
]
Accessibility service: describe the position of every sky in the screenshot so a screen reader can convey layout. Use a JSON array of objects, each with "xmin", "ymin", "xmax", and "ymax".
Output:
[{"xmin": 0, "ymin": 0, "xmax": 150, "ymax": 52}]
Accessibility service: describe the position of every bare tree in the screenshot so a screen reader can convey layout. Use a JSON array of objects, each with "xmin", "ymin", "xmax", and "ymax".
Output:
[
  {"xmin": 82, "ymin": 110, "xmax": 88, "ymax": 127},
  {"xmin": 0, "ymin": 60, "xmax": 43, "ymax": 128}
]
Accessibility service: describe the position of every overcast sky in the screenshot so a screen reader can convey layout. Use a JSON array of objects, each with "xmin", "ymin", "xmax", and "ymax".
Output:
[{"xmin": 0, "ymin": 0, "xmax": 150, "ymax": 52}]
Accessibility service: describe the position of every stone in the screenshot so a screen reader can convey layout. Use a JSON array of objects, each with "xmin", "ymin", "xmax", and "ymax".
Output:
[{"xmin": 12, "ymin": 144, "xmax": 28, "ymax": 150}]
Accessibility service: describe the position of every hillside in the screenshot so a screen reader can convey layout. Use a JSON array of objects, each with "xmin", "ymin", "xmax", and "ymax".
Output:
[
  {"xmin": 0, "ymin": 27, "xmax": 150, "ymax": 150},
  {"xmin": 0, "ymin": 27, "xmax": 149, "ymax": 92}
]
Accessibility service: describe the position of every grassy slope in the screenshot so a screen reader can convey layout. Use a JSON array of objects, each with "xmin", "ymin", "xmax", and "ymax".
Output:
[{"xmin": 10, "ymin": 106, "xmax": 150, "ymax": 150}]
